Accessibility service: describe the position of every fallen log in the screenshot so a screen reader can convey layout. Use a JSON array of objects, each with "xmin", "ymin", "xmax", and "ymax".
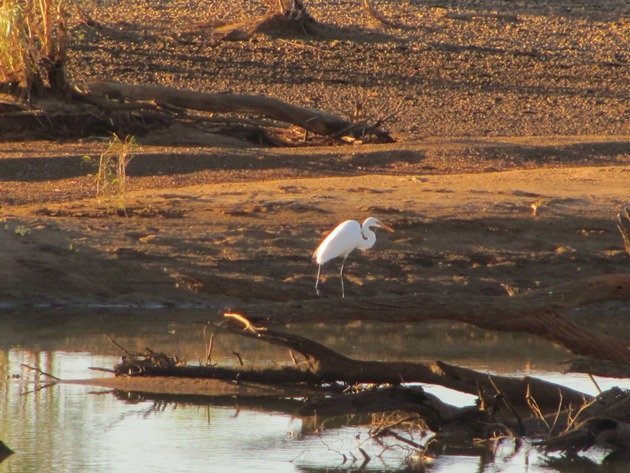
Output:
[
  {"xmin": 114, "ymin": 319, "xmax": 591, "ymax": 410},
  {"xmin": 229, "ymin": 273, "xmax": 630, "ymax": 364},
  {"xmin": 109, "ymin": 326, "xmax": 627, "ymax": 450},
  {"xmin": 78, "ymin": 81, "xmax": 393, "ymax": 141},
  {"xmin": 94, "ymin": 317, "xmax": 630, "ymax": 452}
]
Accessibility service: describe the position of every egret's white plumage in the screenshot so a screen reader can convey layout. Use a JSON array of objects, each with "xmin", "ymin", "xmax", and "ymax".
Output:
[{"xmin": 313, "ymin": 216, "xmax": 394, "ymax": 297}]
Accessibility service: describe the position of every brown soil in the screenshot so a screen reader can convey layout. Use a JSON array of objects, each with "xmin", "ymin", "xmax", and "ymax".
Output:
[{"xmin": 1, "ymin": 0, "xmax": 628, "ymax": 310}]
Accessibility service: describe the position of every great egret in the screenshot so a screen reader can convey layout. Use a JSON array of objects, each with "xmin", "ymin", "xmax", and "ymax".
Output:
[{"xmin": 313, "ymin": 217, "xmax": 394, "ymax": 297}]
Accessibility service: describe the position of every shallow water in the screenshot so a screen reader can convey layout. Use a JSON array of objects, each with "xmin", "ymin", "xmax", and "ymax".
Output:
[{"xmin": 1, "ymin": 310, "xmax": 628, "ymax": 472}]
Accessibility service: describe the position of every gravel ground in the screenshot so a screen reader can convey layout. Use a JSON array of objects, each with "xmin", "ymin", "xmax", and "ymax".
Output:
[{"xmin": 66, "ymin": 0, "xmax": 629, "ymax": 140}]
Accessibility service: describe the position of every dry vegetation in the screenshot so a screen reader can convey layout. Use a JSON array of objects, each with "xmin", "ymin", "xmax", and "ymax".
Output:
[{"xmin": 0, "ymin": 0, "xmax": 69, "ymax": 97}]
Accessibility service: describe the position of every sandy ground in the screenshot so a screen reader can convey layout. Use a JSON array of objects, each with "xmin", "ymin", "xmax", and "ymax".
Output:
[
  {"xmin": 1, "ymin": 0, "xmax": 629, "ymax": 309},
  {"xmin": 1, "ymin": 139, "xmax": 628, "ymax": 307}
]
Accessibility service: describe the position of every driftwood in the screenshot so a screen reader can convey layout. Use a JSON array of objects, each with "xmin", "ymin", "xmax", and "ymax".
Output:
[
  {"xmin": 114, "ymin": 319, "xmax": 590, "ymax": 410},
  {"xmin": 78, "ymin": 81, "xmax": 393, "ymax": 141},
  {"xmin": 230, "ymin": 274, "xmax": 630, "ymax": 364},
  {"xmin": 108, "ymin": 316, "xmax": 630, "ymax": 455}
]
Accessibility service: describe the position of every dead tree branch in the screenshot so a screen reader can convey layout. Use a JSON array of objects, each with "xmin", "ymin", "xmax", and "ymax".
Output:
[{"xmin": 300, "ymin": 385, "xmax": 491, "ymax": 438}]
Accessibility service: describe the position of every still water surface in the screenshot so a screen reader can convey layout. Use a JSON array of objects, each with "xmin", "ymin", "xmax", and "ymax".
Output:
[{"xmin": 1, "ymin": 310, "xmax": 628, "ymax": 472}]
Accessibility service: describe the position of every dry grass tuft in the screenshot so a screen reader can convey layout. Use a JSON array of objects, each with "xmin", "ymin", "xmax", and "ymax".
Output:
[
  {"xmin": 0, "ymin": 0, "xmax": 69, "ymax": 98},
  {"xmin": 84, "ymin": 134, "xmax": 137, "ymax": 211}
]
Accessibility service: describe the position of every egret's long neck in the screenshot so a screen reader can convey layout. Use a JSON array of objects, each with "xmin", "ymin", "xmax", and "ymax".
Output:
[{"xmin": 357, "ymin": 225, "xmax": 376, "ymax": 251}]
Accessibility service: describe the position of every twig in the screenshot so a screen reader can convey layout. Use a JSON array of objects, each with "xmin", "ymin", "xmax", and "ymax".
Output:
[
  {"xmin": 89, "ymin": 366, "xmax": 116, "ymax": 374},
  {"xmin": 547, "ymin": 389, "xmax": 564, "ymax": 438},
  {"xmin": 371, "ymin": 99, "xmax": 404, "ymax": 130},
  {"xmin": 107, "ymin": 334, "xmax": 137, "ymax": 356},
  {"xmin": 371, "ymin": 414, "xmax": 419, "ymax": 437},
  {"xmin": 223, "ymin": 311, "xmax": 266, "ymax": 333},
  {"xmin": 319, "ymin": 436, "xmax": 351, "ymax": 464},
  {"xmin": 20, "ymin": 363, "xmax": 61, "ymax": 381},
  {"xmin": 358, "ymin": 446, "xmax": 371, "ymax": 469},
  {"xmin": 587, "ymin": 373, "xmax": 603, "ymax": 394},
  {"xmin": 525, "ymin": 384, "xmax": 549, "ymax": 433},
  {"xmin": 564, "ymin": 397, "xmax": 596, "ymax": 433},
  {"xmin": 203, "ymin": 322, "xmax": 216, "ymax": 365},
  {"xmin": 232, "ymin": 351, "xmax": 244, "ymax": 367},
  {"xmin": 21, "ymin": 382, "xmax": 57, "ymax": 396},
  {"xmin": 489, "ymin": 375, "xmax": 525, "ymax": 436},
  {"xmin": 378, "ymin": 429, "xmax": 424, "ymax": 450}
]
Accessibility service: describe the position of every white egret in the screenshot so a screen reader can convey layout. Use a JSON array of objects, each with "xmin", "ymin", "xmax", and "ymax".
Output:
[{"xmin": 313, "ymin": 217, "xmax": 394, "ymax": 297}]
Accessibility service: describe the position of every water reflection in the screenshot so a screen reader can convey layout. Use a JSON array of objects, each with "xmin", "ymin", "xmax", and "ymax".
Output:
[
  {"xmin": 5, "ymin": 308, "xmax": 628, "ymax": 371},
  {"xmin": 1, "ymin": 310, "xmax": 629, "ymax": 472}
]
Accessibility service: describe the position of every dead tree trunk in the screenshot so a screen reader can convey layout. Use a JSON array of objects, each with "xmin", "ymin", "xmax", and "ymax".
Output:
[
  {"xmin": 114, "ymin": 320, "xmax": 591, "ymax": 410},
  {"xmin": 78, "ymin": 81, "xmax": 393, "ymax": 141}
]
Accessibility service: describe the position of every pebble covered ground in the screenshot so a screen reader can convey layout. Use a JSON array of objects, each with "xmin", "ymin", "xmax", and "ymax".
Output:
[{"xmin": 67, "ymin": 0, "xmax": 628, "ymax": 140}]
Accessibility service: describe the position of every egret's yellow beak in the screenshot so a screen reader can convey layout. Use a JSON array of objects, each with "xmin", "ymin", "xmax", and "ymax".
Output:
[{"xmin": 379, "ymin": 223, "xmax": 395, "ymax": 233}]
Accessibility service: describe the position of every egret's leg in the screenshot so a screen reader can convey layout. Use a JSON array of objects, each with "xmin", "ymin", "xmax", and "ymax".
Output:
[
  {"xmin": 340, "ymin": 255, "xmax": 348, "ymax": 298},
  {"xmin": 315, "ymin": 265, "xmax": 322, "ymax": 296}
]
